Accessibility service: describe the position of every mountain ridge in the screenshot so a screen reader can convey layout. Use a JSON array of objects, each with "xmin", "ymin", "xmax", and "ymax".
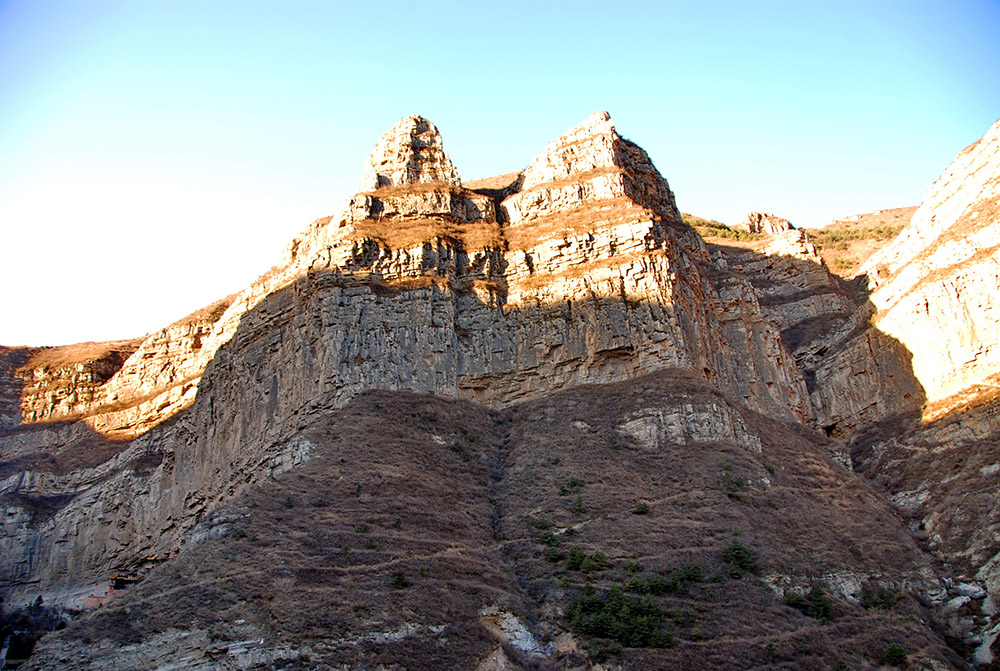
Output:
[{"xmin": 2, "ymin": 112, "xmax": 1000, "ymax": 669}]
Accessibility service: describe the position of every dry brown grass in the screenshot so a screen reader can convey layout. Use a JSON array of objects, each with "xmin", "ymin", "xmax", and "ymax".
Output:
[
  {"xmin": 18, "ymin": 339, "xmax": 144, "ymax": 372},
  {"xmin": 504, "ymin": 197, "xmax": 652, "ymax": 250},
  {"xmin": 519, "ymin": 166, "xmax": 623, "ymax": 192},
  {"xmin": 350, "ymin": 217, "xmax": 504, "ymax": 252},
  {"xmin": 464, "ymin": 171, "xmax": 521, "ymax": 192},
  {"xmin": 803, "ymin": 207, "xmax": 915, "ymax": 278}
]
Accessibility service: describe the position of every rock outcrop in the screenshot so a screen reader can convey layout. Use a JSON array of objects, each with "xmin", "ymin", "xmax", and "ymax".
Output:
[
  {"xmin": 812, "ymin": 118, "xmax": 1000, "ymax": 434},
  {"xmin": 735, "ymin": 212, "xmax": 794, "ymax": 236},
  {"xmin": 0, "ymin": 112, "xmax": 812, "ymax": 610},
  {"xmin": 705, "ymin": 215, "xmax": 857, "ymax": 395}
]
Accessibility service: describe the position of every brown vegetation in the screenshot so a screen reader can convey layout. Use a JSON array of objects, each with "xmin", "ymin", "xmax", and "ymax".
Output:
[
  {"xmin": 40, "ymin": 371, "xmax": 959, "ymax": 669},
  {"xmin": 803, "ymin": 207, "xmax": 915, "ymax": 277}
]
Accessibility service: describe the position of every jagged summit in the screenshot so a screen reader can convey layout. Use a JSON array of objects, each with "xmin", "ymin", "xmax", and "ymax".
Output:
[
  {"xmin": 504, "ymin": 111, "xmax": 683, "ymax": 227},
  {"xmin": 520, "ymin": 110, "xmax": 618, "ymax": 188},
  {"xmin": 356, "ymin": 115, "xmax": 461, "ymax": 192}
]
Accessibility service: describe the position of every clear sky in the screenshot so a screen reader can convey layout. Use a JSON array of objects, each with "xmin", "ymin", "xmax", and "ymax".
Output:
[{"xmin": 1, "ymin": 0, "xmax": 998, "ymax": 346}]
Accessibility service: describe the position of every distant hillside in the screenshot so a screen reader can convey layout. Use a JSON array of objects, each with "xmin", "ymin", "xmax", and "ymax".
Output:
[
  {"xmin": 683, "ymin": 208, "xmax": 915, "ymax": 279},
  {"xmin": 803, "ymin": 207, "xmax": 916, "ymax": 277}
]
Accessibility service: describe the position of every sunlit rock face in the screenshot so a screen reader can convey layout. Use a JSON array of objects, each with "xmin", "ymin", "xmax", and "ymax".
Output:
[
  {"xmin": 735, "ymin": 212, "xmax": 794, "ymax": 236},
  {"xmin": 858, "ymin": 118, "xmax": 1000, "ymax": 410},
  {"xmin": 809, "ymin": 117, "xmax": 1000, "ymax": 435}
]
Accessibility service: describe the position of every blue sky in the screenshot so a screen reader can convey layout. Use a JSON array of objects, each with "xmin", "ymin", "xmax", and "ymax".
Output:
[{"xmin": 1, "ymin": 0, "xmax": 998, "ymax": 345}]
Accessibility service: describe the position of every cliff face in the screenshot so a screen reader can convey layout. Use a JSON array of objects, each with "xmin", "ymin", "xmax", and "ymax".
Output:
[
  {"xmin": 0, "ymin": 112, "xmax": 812, "ymax": 605},
  {"xmin": 2, "ymin": 113, "xmax": 1000, "ymax": 669},
  {"xmin": 813, "ymin": 119, "xmax": 1000, "ymax": 434}
]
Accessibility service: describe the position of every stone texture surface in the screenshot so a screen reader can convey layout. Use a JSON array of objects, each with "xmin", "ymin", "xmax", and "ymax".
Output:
[
  {"xmin": 0, "ymin": 112, "xmax": 811, "ymax": 609},
  {"xmin": 356, "ymin": 114, "xmax": 461, "ymax": 191},
  {"xmin": 814, "ymin": 117, "xmax": 1000, "ymax": 429},
  {"xmin": 849, "ymin": 386, "xmax": 1000, "ymax": 661},
  {"xmin": 735, "ymin": 212, "xmax": 794, "ymax": 236}
]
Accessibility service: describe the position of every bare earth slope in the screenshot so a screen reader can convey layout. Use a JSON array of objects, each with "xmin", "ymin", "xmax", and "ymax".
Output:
[{"xmin": 25, "ymin": 374, "xmax": 960, "ymax": 670}]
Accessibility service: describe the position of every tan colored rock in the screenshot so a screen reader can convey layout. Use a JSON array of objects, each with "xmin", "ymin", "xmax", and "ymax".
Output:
[
  {"xmin": 813, "ymin": 117, "xmax": 1000, "ymax": 432},
  {"xmin": 736, "ymin": 212, "xmax": 794, "ymax": 236},
  {"xmin": 502, "ymin": 111, "xmax": 687, "ymax": 231},
  {"xmin": 355, "ymin": 115, "xmax": 461, "ymax": 191}
]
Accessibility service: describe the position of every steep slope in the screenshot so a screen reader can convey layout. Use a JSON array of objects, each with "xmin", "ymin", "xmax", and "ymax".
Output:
[
  {"xmin": 813, "ymin": 118, "xmax": 1000, "ymax": 434},
  {"xmin": 806, "ymin": 117, "xmax": 1000, "ymax": 665},
  {"xmin": 4, "ymin": 112, "xmax": 999, "ymax": 670},
  {"xmin": 24, "ymin": 374, "xmax": 960, "ymax": 670}
]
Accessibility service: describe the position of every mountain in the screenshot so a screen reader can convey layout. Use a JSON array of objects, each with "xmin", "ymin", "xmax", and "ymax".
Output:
[{"xmin": 2, "ymin": 112, "xmax": 999, "ymax": 670}]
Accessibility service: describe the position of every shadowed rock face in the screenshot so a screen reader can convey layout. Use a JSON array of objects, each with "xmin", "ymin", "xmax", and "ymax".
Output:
[{"xmin": 19, "ymin": 378, "xmax": 963, "ymax": 671}]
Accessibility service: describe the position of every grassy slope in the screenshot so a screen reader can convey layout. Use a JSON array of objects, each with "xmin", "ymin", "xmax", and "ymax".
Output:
[{"xmin": 684, "ymin": 208, "xmax": 916, "ymax": 279}]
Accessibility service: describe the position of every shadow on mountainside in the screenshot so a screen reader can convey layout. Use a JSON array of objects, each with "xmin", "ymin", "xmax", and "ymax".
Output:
[
  {"xmin": 847, "ymin": 380, "xmax": 1000, "ymax": 663},
  {"xmin": 0, "ymin": 257, "xmax": 966, "ymax": 669},
  {"xmin": 706, "ymin": 241, "xmax": 927, "ymax": 439}
]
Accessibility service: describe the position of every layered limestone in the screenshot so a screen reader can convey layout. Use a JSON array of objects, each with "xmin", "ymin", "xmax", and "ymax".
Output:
[
  {"xmin": 812, "ymin": 118, "xmax": 1000, "ymax": 432},
  {"xmin": 0, "ymin": 112, "xmax": 813, "ymax": 605},
  {"xmin": 356, "ymin": 115, "xmax": 461, "ymax": 191},
  {"xmin": 7, "ymin": 300, "xmax": 234, "ymax": 440},
  {"xmin": 860, "ymin": 118, "xmax": 1000, "ymax": 408},
  {"xmin": 707, "ymin": 219, "xmax": 857, "ymax": 397},
  {"xmin": 503, "ymin": 111, "xmax": 685, "ymax": 229}
]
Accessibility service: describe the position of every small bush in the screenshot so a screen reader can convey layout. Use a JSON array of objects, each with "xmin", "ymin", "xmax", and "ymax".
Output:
[
  {"xmin": 882, "ymin": 643, "xmax": 907, "ymax": 666},
  {"xmin": 353, "ymin": 523, "xmax": 370, "ymax": 534},
  {"xmin": 722, "ymin": 471, "xmax": 745, "ymax": 499},
  {"xmin": 624, "ymin": 560, "xmax": 643, "ymax": 574},
  {"xmin": 860, "ymin": 587, "xmax": 901, "ymax": 611},
  {"xmin": 391, "ymin": 571, "xmax": 410, "ymax": 588},
  {"xmin": 784, "ymin": 585, "xmax": 833, "ymax": 621},
  {"xmin": 531, "ymin": 516, "xmax": 552, "ymax": 530},
  {"xmin": 633, "ymin": 501, "xmax": 650, "ymax": 515},
  {"xmin": 545, "ymin": 546, "xmax": 564, "ymax": 563},
  {"xmin": 449, "ymin": 441, "xmax": 471, "ymax": 461},
  {"xmin": 719, "ymin": 541, "xmax": 755, "ymax": 575},
  {"xmin": 572, "ymin": 497, "xmax": 586, "ymax": 514},
  {"xmin": 540, "ymin": 531, "xmax": 560, "ymax": 546},
  {"xmin": 566, "ymin": 548, "xmax": 587, "ymax": 571},
  {"xmin": 589, "ymin": 551, "xmax": 611, "ymax": 571},
  {"xmin": 559, "ymin": 477, "xmax": 584, "ymax": 496}
]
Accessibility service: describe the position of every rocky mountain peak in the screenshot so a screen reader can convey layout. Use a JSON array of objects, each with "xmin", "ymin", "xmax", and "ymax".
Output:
[
  {"xmin": 504, "ymin": 111, "xmax": 684, "ymax": 229},
  {"xmin": 356, "ymin": 115, "xmax": 461, "ymax": 191},
  {"xmin": 520, "ymin": 111, "xmax": 618, "ymax": 189}
]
